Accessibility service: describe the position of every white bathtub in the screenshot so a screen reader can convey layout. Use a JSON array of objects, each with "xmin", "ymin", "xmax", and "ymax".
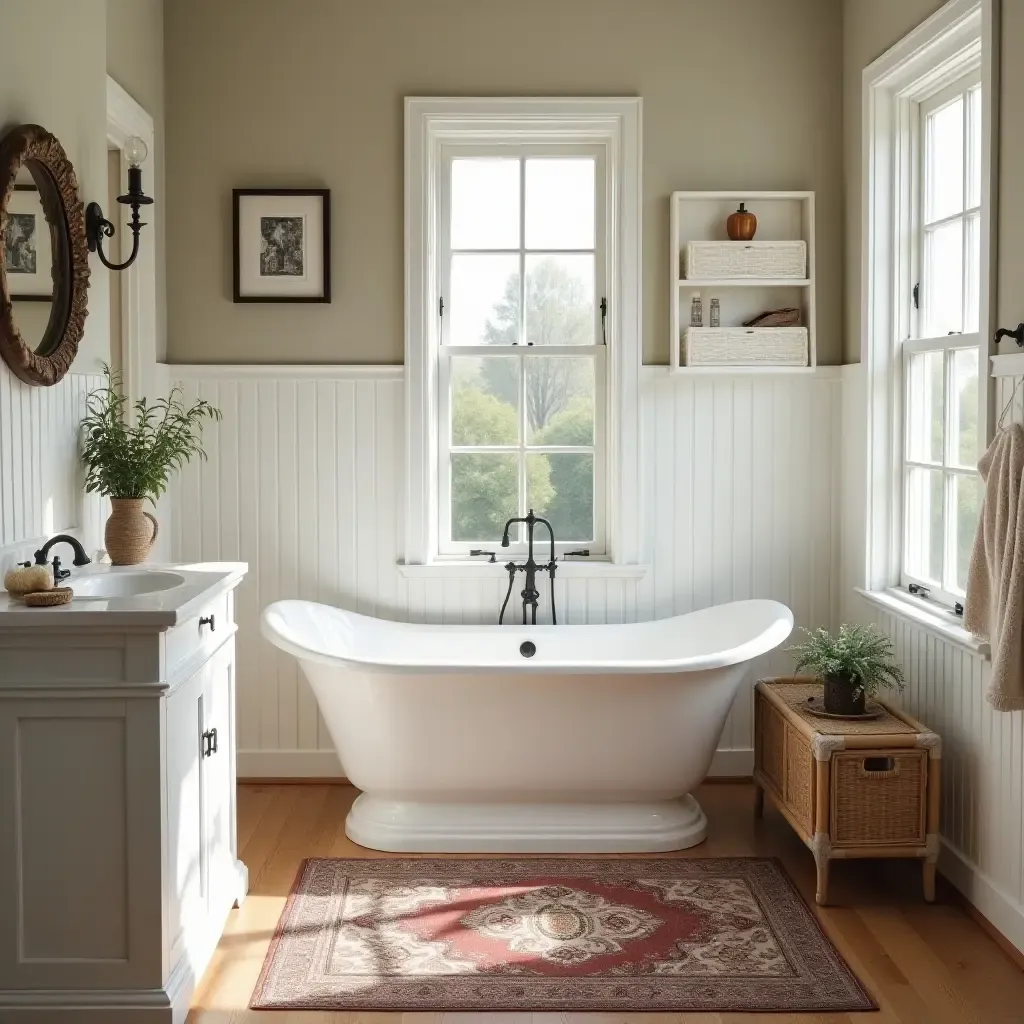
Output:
[{"xmin": 261, "ymin": 598, "xmax": 793, "ymax": 853}]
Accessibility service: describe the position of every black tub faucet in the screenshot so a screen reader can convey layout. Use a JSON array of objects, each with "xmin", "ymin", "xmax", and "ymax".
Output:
[
  {"xmin": 34, "ymin": 535, "xmax": 91, "ymax": 582},
  {"xmin": 498, "ymin": 509, "xmax": 557, "ymax": 626}
]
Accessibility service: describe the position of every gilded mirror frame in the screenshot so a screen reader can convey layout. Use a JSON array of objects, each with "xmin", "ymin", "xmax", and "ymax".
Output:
[{"xmin": 0, "ymin": 124, "xmax": 90, "ymax": 387}]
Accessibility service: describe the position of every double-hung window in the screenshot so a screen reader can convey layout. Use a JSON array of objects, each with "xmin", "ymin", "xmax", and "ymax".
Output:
[
  {"xmin": 902, "ymin": 70, "xmax": 983, "ymax": 605},
  {"xmin": 438, "ymin": 149, "xmax": 606, "ymax": 556},
  {"xmin": 862, "ymin": 0, "xmax": 994, "ymax": 619},
  {"xmin": 403, "ymin": 98, "xmax": 641, "ymax": 570}
]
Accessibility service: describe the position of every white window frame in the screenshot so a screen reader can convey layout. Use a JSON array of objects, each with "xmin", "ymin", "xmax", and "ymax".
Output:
[
  {"xmin": 403, "ymin": 98, "xmax": 642, "ymax": 568},
  {"xmin": 860, "ymin": 0, "xmax": 998, "ymax": 614}
]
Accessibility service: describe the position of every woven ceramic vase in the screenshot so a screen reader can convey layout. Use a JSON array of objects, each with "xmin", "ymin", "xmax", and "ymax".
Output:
[{"xmin": 105, "ymin": 498, "xmax": 159, "ymax": 565}]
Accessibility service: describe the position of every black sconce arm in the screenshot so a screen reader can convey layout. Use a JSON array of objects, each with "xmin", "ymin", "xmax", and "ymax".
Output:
[
  {"xmin": 994, "ymin": 324, "xmax": 1024, "ymax": 348},
  {"xmin": 86, "ymin": 159, "xmax": 153, "ymax": 272}
]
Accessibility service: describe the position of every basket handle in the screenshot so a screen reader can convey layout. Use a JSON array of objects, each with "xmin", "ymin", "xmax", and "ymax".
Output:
[{"xmin": 860, "ymin": 756, "xmax": 898, "ymax": 779}]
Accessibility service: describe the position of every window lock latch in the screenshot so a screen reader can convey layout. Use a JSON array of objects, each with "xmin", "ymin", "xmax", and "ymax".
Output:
[{"xmin": 908, "ymin": 583, "xmax": 930, "ymax": 598}]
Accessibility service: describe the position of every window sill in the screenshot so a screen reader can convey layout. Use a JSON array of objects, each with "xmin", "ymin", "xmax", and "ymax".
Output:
[
  {"xmin": 855, "ymin": 587, "xmax": 990, "ymax": 658},
  {"xmin": 396, "ymin": 561, "xmax": 650, "ymax": 580}
]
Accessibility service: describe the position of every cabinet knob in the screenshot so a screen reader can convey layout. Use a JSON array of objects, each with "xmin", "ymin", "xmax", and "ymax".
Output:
[{"xmin": 199, "ymin": 614, "xmax": 216, "ymax": 632}]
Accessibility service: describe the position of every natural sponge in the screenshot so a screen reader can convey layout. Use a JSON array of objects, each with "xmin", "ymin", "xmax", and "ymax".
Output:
[
  {"xmin": 4, "ymin": 564, "xmax": 54, "ymax": 597},
  {"xmin": 24, "ymin": 587, "xmax": 73, "ymax": 607}
]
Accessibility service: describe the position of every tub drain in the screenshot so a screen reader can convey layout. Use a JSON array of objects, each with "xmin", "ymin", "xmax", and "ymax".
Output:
[{"xmin": 520, "ymin": 641, "xmax": 536, "ymax": 658}]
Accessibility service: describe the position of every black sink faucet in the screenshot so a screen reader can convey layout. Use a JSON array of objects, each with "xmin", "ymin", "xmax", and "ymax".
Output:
[
  {"xmin": 498, "ymin": 510, "xmax": 557, "ymax": 625},
  {"xmin": 34, "ymin": 535, "xmax": 91, "ymax": 582}
]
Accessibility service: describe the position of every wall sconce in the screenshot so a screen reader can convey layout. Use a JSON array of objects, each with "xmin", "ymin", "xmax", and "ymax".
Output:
[{"xmin": 85, "ymin": 136, "xmax": 153, "ymax": 272}]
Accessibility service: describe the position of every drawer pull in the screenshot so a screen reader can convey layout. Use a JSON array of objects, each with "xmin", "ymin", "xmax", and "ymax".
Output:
[
  {"xmin": 199, "ymin": 614, "xmax": 216, "ymax": 632},
  {"xmin": 860, "ymin": 756, "xmax": 898, "ymax": 778}
]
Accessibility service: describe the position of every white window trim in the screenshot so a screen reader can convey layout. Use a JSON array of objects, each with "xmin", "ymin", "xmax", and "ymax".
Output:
[
  {"xmin": 860, "ymin": 0, "xmax": 999, "ymax": 622},
  {"xmin": 403, "ymin": 97, "xmax": 643, "ymax": 569}
]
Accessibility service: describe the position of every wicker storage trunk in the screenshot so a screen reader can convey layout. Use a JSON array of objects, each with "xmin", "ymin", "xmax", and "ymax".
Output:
[{"xmin": 753, "ymin": 677, "xmax": 941, "ymax": 905}]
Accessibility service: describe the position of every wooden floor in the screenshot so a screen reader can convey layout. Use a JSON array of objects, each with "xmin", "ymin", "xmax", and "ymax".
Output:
[{"xmin": 189, "ymin": 782, "xmax": 1024, "ymax": 1024}]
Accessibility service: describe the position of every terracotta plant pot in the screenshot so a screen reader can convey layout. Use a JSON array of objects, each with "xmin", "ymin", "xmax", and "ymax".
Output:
[
  {"xmin": 727, "ymin": 202, "xmax": 757, "ymax": 241},
  {"xmin": 105, "ymin": 498, "xmax": 159, "ymax": 566},
  {"xmin": 823, "ymin": 673, "xmax": 866, "ymax": 716}
]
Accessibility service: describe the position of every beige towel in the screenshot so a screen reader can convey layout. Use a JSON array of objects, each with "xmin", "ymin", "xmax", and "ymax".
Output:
[{"xmin": 965, "ymin": 423, "xmax": 1024, "ymax": 711}]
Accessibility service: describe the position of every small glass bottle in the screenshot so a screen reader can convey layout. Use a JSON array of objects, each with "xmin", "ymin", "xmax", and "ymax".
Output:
[
  {"xmin": 690, "ymin": 296, "xmax": 703, "ymax": 327},
  {"xmin": 709, "ymin": 298, "xmax": 721, "ymax": 327}
]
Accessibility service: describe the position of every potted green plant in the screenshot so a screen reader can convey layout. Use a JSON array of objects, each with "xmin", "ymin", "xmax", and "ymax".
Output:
[
  {"xmin": 81, "ymin": 367, "xmax": 221, "ymax": 565},
  {"xmin": 787, "ymin": 624, "xmax": 905, "ymax": 716}
]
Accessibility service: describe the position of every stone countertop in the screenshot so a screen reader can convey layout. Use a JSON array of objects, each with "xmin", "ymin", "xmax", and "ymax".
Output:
[{"xmin": 0, "ymin": 562, "xmax": 247, "ymax": 630}]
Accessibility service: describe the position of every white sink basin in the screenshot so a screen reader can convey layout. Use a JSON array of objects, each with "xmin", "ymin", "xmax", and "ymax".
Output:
[{"xmin": 71, "ymin": 571, "xmax": 186, "ymax": 600}]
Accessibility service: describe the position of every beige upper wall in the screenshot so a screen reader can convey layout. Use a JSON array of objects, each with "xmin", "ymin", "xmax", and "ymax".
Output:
[
  {"xmin": 106, "ymin": 0, "xmax": 166, "ymax": 362},
  {"xmin": 165, "ymin": 0, "xmax": 844, "ymax": 366},
  {"xmin": 0, "ymin": 0, "xmax": 110, "ymax": 373},
  {"xmin": 843, "ymin": 0, "xmax": 1023, "ymax": 363}
]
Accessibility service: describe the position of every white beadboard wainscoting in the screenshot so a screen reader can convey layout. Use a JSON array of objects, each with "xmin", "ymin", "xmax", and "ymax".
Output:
[
  {"xmin": 0, "ymin": 369, "xmax": 107, "ymax": 568},
  {"xmin": 842, "ymin": 359, "xmax": 1024, "ymax": 954},
  {"xmin": 172, "ymin": 364, "xmax": 841, "ymax": 781}
]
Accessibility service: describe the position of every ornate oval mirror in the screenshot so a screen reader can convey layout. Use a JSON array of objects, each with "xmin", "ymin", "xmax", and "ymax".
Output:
[{"xmin": 0, "ymin": 124, "xmax": 90, "ymax": 386}]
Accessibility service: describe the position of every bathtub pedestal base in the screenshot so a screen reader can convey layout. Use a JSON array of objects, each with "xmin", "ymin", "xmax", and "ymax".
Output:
[{"xmin": 346, "ymin": 793, "xmax": 708, "ymax": 853}]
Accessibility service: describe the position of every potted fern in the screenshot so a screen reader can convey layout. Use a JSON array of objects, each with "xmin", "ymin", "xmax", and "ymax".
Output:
[
  {"xmin": 81, "ymin": 367, "xmax": 221, "ymax": 565},
  {"xmin": 787, "ymin": 624, "xmax": 905, "ymax": 716}
]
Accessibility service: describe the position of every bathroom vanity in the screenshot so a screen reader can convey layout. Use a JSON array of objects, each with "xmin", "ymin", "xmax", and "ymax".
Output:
[{"xmin": 0, "ymin": 563, "xmax": 247, "ymax": 1024}]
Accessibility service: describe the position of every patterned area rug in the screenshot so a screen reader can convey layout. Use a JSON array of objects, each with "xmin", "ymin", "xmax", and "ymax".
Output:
[{"xmin": 251, "ymin": 857, "xmax": 876, "ymax": 1013}]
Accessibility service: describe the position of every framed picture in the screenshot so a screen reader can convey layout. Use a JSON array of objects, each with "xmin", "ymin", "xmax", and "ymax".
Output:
[
  {"xmin": 3, "ymin": 184, "xmax": 53, "ymax": 300},
  {"xmin": 233, "ymin": 188, "xmax": 330, "ymax": 302}
]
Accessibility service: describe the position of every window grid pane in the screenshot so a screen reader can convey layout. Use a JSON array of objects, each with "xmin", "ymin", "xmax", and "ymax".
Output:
[
  {"xmin": 903, "ymin": 343, "xmax": 980, "ymax": 599},
  {"xmin": 447, "ymin": 157, "xmax": 598, "ymax": 351},
  {"xmin": 904, "ymin": 74, "xmax": 983, "ymax": 605},
  {"xmin": 441, "ymin": 148, "xmax": 605, "ymax": 555},
  {"xmin": 447, "ymin": 349, "xmax": 598, "ymax": 549}
]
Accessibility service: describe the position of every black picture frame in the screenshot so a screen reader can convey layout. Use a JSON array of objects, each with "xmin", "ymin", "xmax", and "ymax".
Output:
[{"xmin": 232, "ymin": 188, "xmax": 331, "ymax": 303}]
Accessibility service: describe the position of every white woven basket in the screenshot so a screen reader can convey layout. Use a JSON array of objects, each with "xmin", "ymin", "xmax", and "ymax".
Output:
[
  {"xmin": 682, "ymin": 241, "xmax": 807, "ymax": 280},
  {"xmin": 683, "ymin": 327, "xmax": 809, "ymax": 366}
]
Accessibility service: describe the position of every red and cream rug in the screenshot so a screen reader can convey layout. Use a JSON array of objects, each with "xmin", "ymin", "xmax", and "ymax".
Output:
[{"xmin": 251, "ymin": 857, "xmax": 875, "ymax": 1013}]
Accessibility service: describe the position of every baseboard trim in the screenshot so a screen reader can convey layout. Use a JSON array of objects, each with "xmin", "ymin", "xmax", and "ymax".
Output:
[
  {"xmin": 939, "ymin": 837, "xmax": 1024, "ymax": 960},
  {"xmin": 708, "ymin": 748, "xmax": 754, "ymax": 777},
  {"xmin": 237, "ymin": 749, "xmax": 344, "ymax": 779},
  {"xmin": 238, "ymin": 747, "xmax": 755, "ymax": 783}
]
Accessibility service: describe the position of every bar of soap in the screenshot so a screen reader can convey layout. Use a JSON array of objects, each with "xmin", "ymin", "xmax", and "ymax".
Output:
[{"xmin": 4, "ymin": 565, "xmax": 53, "ymax": 596}]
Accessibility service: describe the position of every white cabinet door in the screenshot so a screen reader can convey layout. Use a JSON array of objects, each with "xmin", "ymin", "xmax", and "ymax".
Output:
[
  {"xmin": 165, "ymin": 664, "xmax": 206, "ymax": 970},
  {"xmin": 203, "ymin": 639, "xmax": 239, "ymax": 914}
]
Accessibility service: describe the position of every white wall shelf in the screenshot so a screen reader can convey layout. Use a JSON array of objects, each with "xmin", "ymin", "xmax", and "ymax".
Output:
[{"xmin": 670, "ymin": 191, "xmax": 817, "ymax": 374}]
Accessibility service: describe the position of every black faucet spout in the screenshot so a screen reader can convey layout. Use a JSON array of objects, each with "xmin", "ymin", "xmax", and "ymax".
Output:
[{"xmin": 34, "ymin": 534, "xmax": 92, "ymax": 570}]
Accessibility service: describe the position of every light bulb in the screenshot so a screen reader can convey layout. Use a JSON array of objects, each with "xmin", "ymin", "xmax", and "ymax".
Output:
[{"xmin": 124, "ymin": 136, "xmax": 148, "ymax": 167}]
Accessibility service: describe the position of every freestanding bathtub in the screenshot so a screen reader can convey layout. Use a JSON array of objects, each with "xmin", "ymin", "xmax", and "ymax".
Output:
[{"xmin": 261, "ymin": 598, "xmax": 793, "ymax": 853}]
